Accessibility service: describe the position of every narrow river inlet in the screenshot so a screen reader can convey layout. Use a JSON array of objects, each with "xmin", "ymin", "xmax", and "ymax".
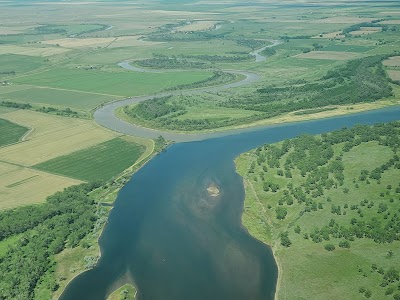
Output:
[{"xmin": 59, "ymin": 107, "xmax": 400, "ymax": 300}]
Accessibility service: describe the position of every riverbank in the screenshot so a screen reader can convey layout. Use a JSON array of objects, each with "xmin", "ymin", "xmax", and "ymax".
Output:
[
  {"xmin": 235, "ymin": 122, "xmax": 400, "ymax": 299},
  {"xmin": 114, "ymin": 97, "xmax": 400, "ymax": 137}
]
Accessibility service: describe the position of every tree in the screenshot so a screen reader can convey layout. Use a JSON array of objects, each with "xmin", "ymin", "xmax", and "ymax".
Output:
[
  {"xmin": 339, "ymin": 240, "xmax": 350, "ymax": 248},
  {"xmin": 276, "ymin": 207, "xmax": 288, "ymax": 220},
  {"xmin": 280, "ymin": 232, "xmax": 291, "ymax": 247},
  {"xmin": 324, "ymin": 244, "xmax": 335, "ymax": 251}
]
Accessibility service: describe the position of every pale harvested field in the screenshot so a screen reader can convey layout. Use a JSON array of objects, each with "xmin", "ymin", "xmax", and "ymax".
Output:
[
  {"xmin": 295, "ymin": 51, "xmax": 360, "ymax": 60},
  {"xmin": 383, "ymin": 56, "xmax": 400, "ymax": 67},
  {"xmin": 388, "ymin": 70, "xmax": 400, "ymax": 81},
  {"xmin": 311, "ymin": 31, "xmax": 345, "ymax": 39},
  {"xmin": 146, "ymin": 10, "xmax": 221, "ymax": 17},
  {"xmin": 350, "ymin": 27, "xmax": 382, "ymax": 35},
  {"xmin": 0, "ymin": 110, "xmax": 118, "ymax": 166},
  {"xmin": 0, "ymin": 161, "xmax": 82, "ymax": 210},
  {"xmin": 0, "ymin": 25, "xmax": 33, "ymax": 35},
  {"xmin": 379, "ymin": 12, "xmax": 400, "ymax": 15},
  {"xmin": 42, "ymin": 37, "xmax": 116, "ymax": 48},
  {"xmin": 309, "ymin": 17, "xmax": 376, "ymax": 24},
  {"xmin": 379, "ymin": 20, "xmax": 400, "ymax": 24},
  {"xmin": 0, "ymin": 45, "xmax": 70, "ymax": 56},
  {"xmin": 175, "ymin": 21, "xmax": 218, "ymax": 32}
]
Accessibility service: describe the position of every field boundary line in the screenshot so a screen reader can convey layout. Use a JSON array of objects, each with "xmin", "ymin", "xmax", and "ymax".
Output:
[
  {"xmin": 115, "ymin": 138, "xmax": 155, "ymax": 181},
  {"xmin": 17, "ymin": 84, "xmax": 122, "ymax": 97}
]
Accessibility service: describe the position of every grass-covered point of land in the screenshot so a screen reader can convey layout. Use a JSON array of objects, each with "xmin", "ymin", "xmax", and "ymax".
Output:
[
  {"xmin": 235, "ymin": 122, "xmax": 400, "ymax": 300},
  {"xmin": 0, "ymin": 118, "xmax": 28, "ymax": 146},
  {"xmin": 107, "ymin": 284, "xmax": 136, "ymax": 300},
  {"xmin": 34, "ymin": 137, "xmax": 145, "ymax": 182}
]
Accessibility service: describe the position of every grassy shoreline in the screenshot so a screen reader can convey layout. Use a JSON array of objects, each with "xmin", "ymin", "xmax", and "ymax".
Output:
[
  {"xmin": 235, "ymin": 123, "xmax": 400, "ymax": 299},
  {"xmin": 115, "ymin": 98, "xmax": 400, "ymax": 135}
]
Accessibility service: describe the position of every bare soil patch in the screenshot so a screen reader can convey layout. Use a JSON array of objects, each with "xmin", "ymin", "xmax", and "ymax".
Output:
[
  {"xmin": 387, "ymin": 70, "xmax": 400, "ymax": 81},
  {"xmin": 383, "ymin": 56, "xmax": 400, "ymax": 67}
]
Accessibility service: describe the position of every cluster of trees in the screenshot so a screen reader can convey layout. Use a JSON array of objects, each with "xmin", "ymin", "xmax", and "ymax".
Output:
[
  {"xmin": 251, "ymin": 122, "xmax": 400, "ymax": 244},
  {"xmin": 0, "ymin": 101, "xmax": 80, "ymax": 117},
  {"xmin": 167, "ymin": 71, "xmax": 236, "ymax": 92},
  {"xmin": 136, "ymin": 55, "xmax": 210, "ymax": 69},
  {"xmin": 147, "ymin": 31, "xmax": 227, "ymax": 42},
  {"xmin": 221, "ymin": 55, "xmax": 393, "ymax": 116},
  {"xmin": 342, "ymin": 20, "xmax": 386, "ymax": 37},
  {"xmin": 180, "ymin": 53, "xmax": 252, "ymax": 62},
  {"xmin": 126, "ymin": 96, "xmax": 186, "ymax": 121},
  {"xmin": 36, "ymin": 106, "xmax": 79, "ymax": 117},
  {"xmin": 0, "ymin": 100, "xmax": 32, "ymax": 109},
  {"xmin": 33, "ymin": 23, "xmax": 109, "ymax": 37},
  {"xmin": 260, "ymin": 47, "xmax": 276, "ymax": 57},
  {"xmin": 0, "ymin": 71, "xmax": 16, "ymax": 75},
  {"xmin": 0, "ymin": 182, "xmax": 102, "ymax": 299},
  {"xmin": 236, "ymin": 39, "xmax": 268, "ymax": 50}
]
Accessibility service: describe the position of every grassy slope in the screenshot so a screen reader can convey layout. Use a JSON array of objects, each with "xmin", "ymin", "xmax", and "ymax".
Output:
[
  {"xmin": 0, "ymin": 118, "xmax": 28, "ymax": 146},
  {"xmin": 235, "ymin": 124, "xmax": 400, "ymax": 300},
  {"xmin": 33, "ymin": 137, "xmax": 146, "ymax": 181}
]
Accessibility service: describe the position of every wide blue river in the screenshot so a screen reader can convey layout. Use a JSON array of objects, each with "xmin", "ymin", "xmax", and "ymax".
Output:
[{"xmin": 59, "ymin": 106, "xmax": 400, "ymax": 300}]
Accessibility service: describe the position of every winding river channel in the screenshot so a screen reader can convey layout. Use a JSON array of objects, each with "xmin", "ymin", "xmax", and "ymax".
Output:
[{"xmin": 60, "ymin": 44, "xmax": 400, "ymax": 300}]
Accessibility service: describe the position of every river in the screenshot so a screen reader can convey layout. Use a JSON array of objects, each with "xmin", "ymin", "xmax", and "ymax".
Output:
[
  {"xmin": 60, "ymin": 43, "xmax": 400, "ymax": 299},
  {"xmin": 59, "ymin": 106, "xmax": 400, "ymax": 300}
]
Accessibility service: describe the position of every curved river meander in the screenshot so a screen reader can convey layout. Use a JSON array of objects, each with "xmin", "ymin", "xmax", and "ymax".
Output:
[{"xmin": 60, "ymin": 44, "xmax": 400, "ymax": 300}]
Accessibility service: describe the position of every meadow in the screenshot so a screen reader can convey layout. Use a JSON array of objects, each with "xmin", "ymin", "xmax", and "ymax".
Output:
[
  {"xmin": 236, "ymin": 122, "xmax": 400, "ymax": 300},
  {"xmin": 0, "ymin": 118, "xmax": 28, "ymax": 146},
  {"xmin": 34, "ymin": 137, "xmax": 146, "ymax": 182}
]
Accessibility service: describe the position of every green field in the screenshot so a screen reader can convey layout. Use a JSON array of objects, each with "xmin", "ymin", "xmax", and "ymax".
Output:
[
  {"xmin": 236, "ymin": 122, "xmax": 400, "ymax": 300},
  {"xmin": 34, "ymin": 137, "xmax": 145, "ymax": 181},
  {"xmin": 0, "ymin": 86, "xmax": 116, "ymax": 110},
  {"xmin": 14, "ymin": 68, "xmax": 214, "ymax": 97},
  {"xmin": 0, "ymin": 118, "xmax": 28, "ymax": 147},
  {"xmin": 0, "ymin": 54, "xmax": 45, "ymax": 76}
]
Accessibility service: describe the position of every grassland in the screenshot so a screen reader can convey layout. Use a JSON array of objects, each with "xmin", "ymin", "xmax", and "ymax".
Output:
[
  {"xmin": 236, "ymin": 122, "xmax": 400, "ymax": 300},
  {"xmin": 14, "ymin": 68, "xmax": 213, "ymax": 97},
  {"xmin": 34, "ymin": 137, "xmax": 145, "ymax": 182},
  {"xmin": 0, "ymin": 118, "xmax": 28, "ymax": 146},
  {"xmin": 0, "ymin": 86, "xmax": 116, "ymax": 111}
]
